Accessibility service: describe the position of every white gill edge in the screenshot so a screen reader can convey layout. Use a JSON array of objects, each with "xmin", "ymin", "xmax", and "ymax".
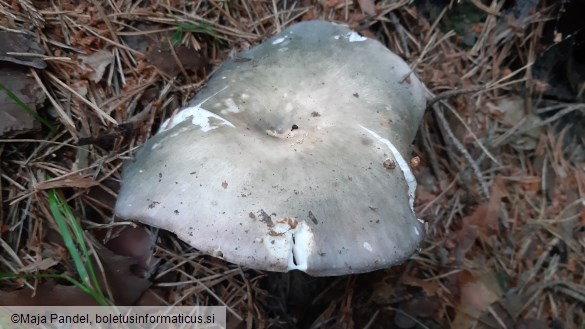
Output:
[
  {"xmin": 263, "ymin": 219, "xmax": 313, "ymax": 272},
  {"xmin": 347, "ymin": 32, "xmax": 367, "ymax": 42},
  {"xmin": 272, "ymin": 36, "xmax": 286, "ymax": 45},
  {"xmin": 158, "ymin": 86, "xmax": 234, "ymax": 133},
  {"xmin": 288, "ymin": 221, "xmax": 312, "ymax": 271},
  {"xmin": 360, "ymin": 126, "xmax": 422, "ymax": 224}
]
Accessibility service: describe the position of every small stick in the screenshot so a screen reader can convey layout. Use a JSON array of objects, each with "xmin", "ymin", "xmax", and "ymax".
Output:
[
  {"xmin": 421, "ymin": 118, "xmax": 447, "ymax": 191},
  {"xmin": 389, "ymin": 12, "xmax": 410, "ymax": 57},
  {"xmin": 426, "ymin": 85, "xmax": 487, "ymax": 109},
  {"xmin": 431, "ymin": 101, "xmax": 490, "ymax": 201}
]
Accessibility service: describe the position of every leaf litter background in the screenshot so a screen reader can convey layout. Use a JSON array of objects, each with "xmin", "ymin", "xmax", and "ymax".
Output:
[{"xmin": 1, "ymin": 0, "xmax": 584, "ymax": 328}]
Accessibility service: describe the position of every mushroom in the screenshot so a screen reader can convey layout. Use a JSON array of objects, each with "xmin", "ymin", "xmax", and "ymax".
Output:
[{"xmin": 115, "ymin": 20, "xmax": 427, "ymax": 276}]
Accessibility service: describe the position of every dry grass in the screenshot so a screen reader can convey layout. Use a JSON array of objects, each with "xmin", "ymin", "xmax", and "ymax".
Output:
[{"xmin": 1, "ymin": 0, "xmax": 584, "ymax": 328}]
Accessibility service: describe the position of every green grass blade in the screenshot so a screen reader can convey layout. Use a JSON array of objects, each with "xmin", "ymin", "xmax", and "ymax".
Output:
[
  {"xmin": 169, "ymin": 14, "xmax": 222, "ymax": 46},
  {"xmin": 54, "ymin": 194, "xmax": 105, "ymax": 297},
  {"xmin": 47, "ymin": 189, "xmax": 105, "ymax": 300},
  {"xmin": 0, "ymin": 83, "xmax": 57, "ymax": 134},
  {"xmin": 171, "ymin": 28, "xmax": 184, "ymax": 46},
  {"xmin": 48, "ymin": 189, "xmax": 90, "ymax": 283}
]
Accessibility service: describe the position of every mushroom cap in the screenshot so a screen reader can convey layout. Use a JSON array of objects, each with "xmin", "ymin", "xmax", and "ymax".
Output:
[{"xmin": 115, "ymin": 20, "xmax": 427, "ymax": 276}]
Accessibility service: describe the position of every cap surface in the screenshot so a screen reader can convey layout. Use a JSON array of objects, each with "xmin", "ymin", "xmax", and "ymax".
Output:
[{"xmin": 115, "ymin": 20, "xmax": 427, "ymax": 276}]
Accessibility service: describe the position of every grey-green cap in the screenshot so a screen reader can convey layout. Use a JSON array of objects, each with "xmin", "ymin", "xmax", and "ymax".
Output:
[{"xmin": 115, "ymin": 20, "xmax": 426, "ymax": 276}]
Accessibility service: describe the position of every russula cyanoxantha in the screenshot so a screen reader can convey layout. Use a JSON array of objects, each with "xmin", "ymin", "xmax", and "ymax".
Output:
[{"xmin": 115, "ymin": 20, "xmax": 427, "ymax": 276}]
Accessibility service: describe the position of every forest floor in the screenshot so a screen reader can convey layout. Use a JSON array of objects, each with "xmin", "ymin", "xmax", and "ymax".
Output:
[{"xmin": 1, "ymin": 0, "xmax": 584, "ymax": 328}]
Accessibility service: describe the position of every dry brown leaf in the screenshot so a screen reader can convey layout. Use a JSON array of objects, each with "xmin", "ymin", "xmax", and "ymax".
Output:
[
  {"xmin": 121, "ymin": 22, "xmax": 155, "ymax": 54},
  {"xmin": 104, "ymin": 226, "xmax": 156, "ymax": 276},
  {"xmin": 455, "ymin": 223, "xmax": 478, "ymax": 258},
  {"xmin": 466, "ymin": 182, "xmax": 502, "ymax": 230},
  {"xmin": 357, "ymin": 0, "xmax": 376, "ymax": 16},
  {"xmin": 370, "ymin": 278, "xmax": 395, "ymax": 305},
  {"xmin": 94, "ymin": 245, "xmax": 153, "ymax": 305},
  {"xmin": 0, "ymin": 67, "xmax": 46, "ymax": 137},
  {"xmin": 415, "ymin": 187, "xmax": 435, "ymax": 205},
  {"xmin": 474, "ymin": 298, "xmax": 517, "ymax": 329},
  {"xmin": 452, "ymin": 270, "xmax": 503, "ymax": 329},
  {"xmin": 401, "ymin": 295, "xmax": 440, "ymax": 319},
  {"xmin": 0, "ymin": 281, "xmax": 101, "ymax": 306},
  {"xmin": 457, "ymin": 175, "xmax": 505, "ymax": 253},
  {"xmin": 18, "ymin": 257, "xmax": 60, "ymax": 273},
  {"xmin": 0, "ymin": 31, "xmax": 46, "ymax": 69},
  {"xmin": 33, "ymin": 228, "xmax": 153, "ymax": 305},
  {"xmin": 402, "ymin": 275, "xmax": 439, "ymax": 296},
  {"xmin": 496, "ymin": 96, "xmax": 544, "ymax": 150},
  {"xmin": 146, "ymin": 44, "xmax": 206, "ymax": 77},
  {"xmin": 323, "ymin": 0, "xmax": 342, "ymax": 8},
  {"xmin": 78, "ymin": 49, "xmax": 114, "ymax": 83},
  {"xmin": 90, "ymin": 227, "xmax": 157, "ymax": 305},
  {"xmin": 134, "ymin": 289, "xmax": 166, "ymax": 306}
]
